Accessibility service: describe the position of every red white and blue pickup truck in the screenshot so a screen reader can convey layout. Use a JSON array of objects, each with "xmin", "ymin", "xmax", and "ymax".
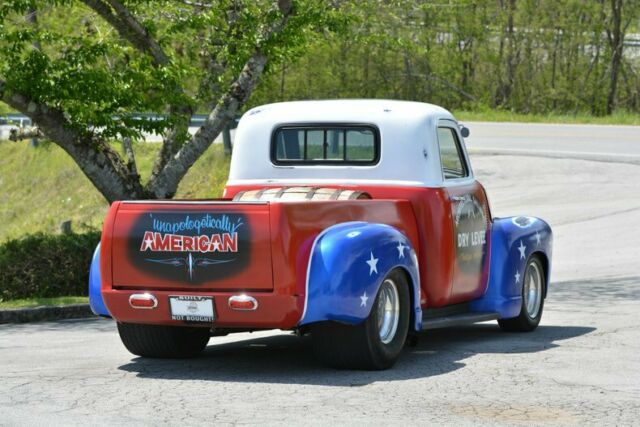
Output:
[{"xmin": 89, "ymin": 100, "xmax": 553, "ymax": 370}]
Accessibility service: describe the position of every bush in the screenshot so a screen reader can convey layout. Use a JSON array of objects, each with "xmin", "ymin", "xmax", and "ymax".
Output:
[{"xmin": 0, "ymin": 232, "xmax": 100, "ymax": 301}]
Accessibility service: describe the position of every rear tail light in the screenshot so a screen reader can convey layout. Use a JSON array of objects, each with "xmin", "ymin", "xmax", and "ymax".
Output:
[
  {"xmin": 228, "ymin": 295, "xmax": 258, "ymax": 311},
  {"xmin": 129, "ymin": 293, "xmax": 158, "ymax": 309}
]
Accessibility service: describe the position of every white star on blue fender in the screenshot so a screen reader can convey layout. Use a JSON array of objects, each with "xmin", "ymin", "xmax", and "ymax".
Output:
[
  {"xmin": 535, "ymin": 231, "xmax": 541, "ymax": 246},
  {"xmin": 518, "ymin": 240, "xmax": 527, "ymax": 260},
  {"xmin": 396, "ymin": 241, "xmax": 406, "ymax": 258},
  {"xmin": 360, "ymin": 291, "xmax": 369, "ymax": 307},
  {"xmin": 366, "ymin": 252, "xmax": 379, "ymax": 275},
  {"xmin": 515, "ymin": 270, "xmax": 521, "ymax": 284}
]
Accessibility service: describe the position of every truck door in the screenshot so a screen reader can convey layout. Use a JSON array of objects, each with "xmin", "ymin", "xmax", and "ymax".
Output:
[{"xmin": 436, "ymin": 121, "xmax": 492, "ymax": 304}]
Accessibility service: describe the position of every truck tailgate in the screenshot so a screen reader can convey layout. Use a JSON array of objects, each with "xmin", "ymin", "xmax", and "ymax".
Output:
[{"xmin": 108, "ymin": 201, "xmax": 273, "ymax": 290}]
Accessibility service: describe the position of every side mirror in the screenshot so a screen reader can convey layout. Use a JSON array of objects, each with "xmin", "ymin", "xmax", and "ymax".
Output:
[{"xmin": 459, "ymin": 124, "xmax": 470, "ymax": 138}]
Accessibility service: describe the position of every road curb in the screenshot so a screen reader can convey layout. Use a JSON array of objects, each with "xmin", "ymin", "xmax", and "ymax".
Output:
[{"xmin": 0, "ymin": 304, "xmax": 94, "ymax": 324}]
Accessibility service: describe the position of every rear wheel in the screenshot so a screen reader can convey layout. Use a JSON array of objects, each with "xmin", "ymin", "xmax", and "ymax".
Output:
[
  {"xmin": 117, "ymin": 323, "xmax": 210, "ymax": 358},
  {"xmin": 311, "ymin": 269, "xmax": 411, "ymax": 370},
  {"xmin": 498, "ymin": 255, "xmax": 546, "ymax": 332}
]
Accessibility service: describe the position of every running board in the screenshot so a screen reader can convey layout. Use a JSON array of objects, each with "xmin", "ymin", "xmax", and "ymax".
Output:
[{"xmin": 421, "ymin": 312, "xmax": 500, "ymax": 330}]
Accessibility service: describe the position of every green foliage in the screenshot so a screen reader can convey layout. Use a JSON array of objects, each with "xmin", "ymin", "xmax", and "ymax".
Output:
[
  {"xmin": 251, "ymin": 0, "xmax": 640, "ymax": 116},
  {"xmin": 2, "ymin": 3, "xmax": 177, "ymax": 138},
  {"xmin": 0, "ymin": 296, "xmax": 88, "ymax": 308},
  {"xmin": 2, "ymin": 1, "xmax": 638, "ymax": 127},
  {"xmin": 0, "ymin": 101, "xmax": 12, "ymax": 114},
  {"xmin": 0, "ymin": 231, "xmax": 100, "ymax": 300},
  {"xmin": 0, "ymin": 1, "xmax": 344, "ymax": 140}
]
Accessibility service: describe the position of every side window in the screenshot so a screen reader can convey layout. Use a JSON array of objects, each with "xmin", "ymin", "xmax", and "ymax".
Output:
[{"xmin": 437, "ymin": 127, "xmax": 468, "ymax": 179}]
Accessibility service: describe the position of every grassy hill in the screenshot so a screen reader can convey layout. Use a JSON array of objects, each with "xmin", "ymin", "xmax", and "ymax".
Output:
[{"xmin": 0, "ymin": 140, "xmax": 230, "ymax": 242}]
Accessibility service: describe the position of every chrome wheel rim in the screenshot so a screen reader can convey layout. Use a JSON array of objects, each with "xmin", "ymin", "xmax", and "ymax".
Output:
[
  {"xmin": 377, "ymin": 279, "xmax": 400, "ymax": 344},
  {"xmin": 524, "ymin": 261, "xmax": 543, "ymax": 319}
]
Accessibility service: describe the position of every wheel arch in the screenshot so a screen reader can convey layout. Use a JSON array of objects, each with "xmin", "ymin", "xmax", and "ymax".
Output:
[
  {"xmin": 470, "ymin": 216, "xmax": 552, "ymax": 319},
  {"xmin": 89, "ymin": 243, "xmax": 111, "ymax": 317},
  {"xmin": 395, "ymin": 266, "xmax": 419, "ymax": 334},
  {"xmin": 299, "ymin": 221, "xmax": 422, "ymax": 332}
]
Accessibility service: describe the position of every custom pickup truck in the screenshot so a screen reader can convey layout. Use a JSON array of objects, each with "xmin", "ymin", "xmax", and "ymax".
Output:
[{"xmin": 89, "ymin": 100, "xmax": 552, "ymax": 370}]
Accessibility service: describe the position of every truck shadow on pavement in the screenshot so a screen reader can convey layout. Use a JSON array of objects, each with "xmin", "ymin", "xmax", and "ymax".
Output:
[{"xmin": 118, "ymin": 324, "xmax": 594, "ymax": 386}]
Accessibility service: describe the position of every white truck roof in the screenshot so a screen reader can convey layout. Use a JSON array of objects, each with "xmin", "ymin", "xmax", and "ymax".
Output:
[{"xmin": 227, "ymin": 100, "xmax": 468, "ymax": 187}]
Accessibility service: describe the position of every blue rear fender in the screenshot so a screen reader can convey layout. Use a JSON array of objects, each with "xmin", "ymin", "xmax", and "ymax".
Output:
[
  {"xmin": 470, "ymin": 216, "xmax": 552, "ymax": 318},
  {"xmin": 89, "ymin": 243, "xmax": 111, "ymax": 317},
  {"xmin": 299, "ymin": 222, "xmax": 422, "ymax": 331}
]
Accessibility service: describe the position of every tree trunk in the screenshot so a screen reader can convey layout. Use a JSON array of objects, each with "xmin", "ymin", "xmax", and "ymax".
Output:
[
  {"xmin": 494, "ymin": 0, "xmax": 517, "ymax": 108},
  {"xmin": 25, "ymin": 7, "xmax": 41, "ymax": 51},
  {"xmin": 551, "ymin": 29, "xmax": 559, "ymax": 110},
  {"xmin": 279, "ymin": 62, "xmax": 286, "ymax": 101},
  {"xmin": 146, "ymin": 53, "xmax": 268, "ymax": 199},
  {"xmin": 1, "ymin": 84, "xmax": 148, "ymax": 203},
  {"xmin": 606, "ymin": 0, "xmax": 625, "ymax": 115}
]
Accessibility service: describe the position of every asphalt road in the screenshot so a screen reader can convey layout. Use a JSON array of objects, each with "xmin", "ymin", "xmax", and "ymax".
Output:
[
  {"xmin": 465, "ymin": 121, "xmax": 640, "ymax": 164},
  {"xmin": 1, "ymin": 123, "xmax": 640, "ymax": 426}
]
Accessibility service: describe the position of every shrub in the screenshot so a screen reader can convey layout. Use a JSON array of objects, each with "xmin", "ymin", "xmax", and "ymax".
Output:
[{"xmin": 0, "ymin": 232, "xmax": 100, "ymax": 301}]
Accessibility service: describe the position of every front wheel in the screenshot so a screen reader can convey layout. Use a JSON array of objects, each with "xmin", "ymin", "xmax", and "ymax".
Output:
[
  {"xmin": 117, "ymin": 323, "xmax": 210, "ymax": 358},
  {"xmin": 311, "ymin": 269, "xmax": 411, "ymax": 370},
  {"xmin": 498, "ymin": 255, "xmax": 546, "ymax": 332}
]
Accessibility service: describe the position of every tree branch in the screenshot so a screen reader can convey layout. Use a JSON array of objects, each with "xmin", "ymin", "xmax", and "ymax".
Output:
[
  {"xmin": 83, "ymin": 0, "xmax": 193, "ymax": 181},
  {"xmin": 0, "ymin": 80, "xmax": 148, "ymax": 202},
  {"xmin": 82, "ymin": 0, "xmax": 169, "ymax": 66},
  {"xmin": 147, "ymin": 53, "xmax": 267, "ymax": 198},
  {"xmin": 25, "ymin": 7, "xmax": 41, "ymax": 51},
  {"xmin": 147, "ymin": 0, "xmax": 294, "ymax": 198},
  {"xmin": 122, "ymin": 136, "xmax": 139, "ymax": 178}
]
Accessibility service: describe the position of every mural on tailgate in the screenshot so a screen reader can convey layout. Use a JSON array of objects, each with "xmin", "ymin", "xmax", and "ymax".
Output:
[{"xmin": 127, "ymin": 212, "xmax": 249, "ymax": 283}]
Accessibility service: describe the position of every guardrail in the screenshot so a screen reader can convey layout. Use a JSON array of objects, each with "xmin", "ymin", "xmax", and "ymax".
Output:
[
  {"xmin": 0, "ymin": 114, "xmax": 239, "ymax": 149},
  {"xmin": 0, "ymin": 113, "xmax": 237, "ymax": 128}
]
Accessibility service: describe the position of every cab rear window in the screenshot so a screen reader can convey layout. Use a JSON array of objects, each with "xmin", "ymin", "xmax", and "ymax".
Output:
[{"xmin": 272, "ymin": 125, "xmax": 380, "ymax": 165}]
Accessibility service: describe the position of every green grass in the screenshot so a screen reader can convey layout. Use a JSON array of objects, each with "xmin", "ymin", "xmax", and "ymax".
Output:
[
  {"xmin": 0, "ymin": 140, "xmax": 231, "ymax": 243},
  {"xmin": 0, "ymin": 296, "xmax": 88, "ymax": 309},
  {"xmin": 454, "ymin": 109, "xmax": 640, "ymax": 125},
  {"xmin": 0, "ymin": 102, "xmax": 13, "ymax": 115}
]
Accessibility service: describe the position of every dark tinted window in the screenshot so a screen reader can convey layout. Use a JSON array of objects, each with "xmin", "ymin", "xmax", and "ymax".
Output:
[
  {"xmin": 437, "ymin": 127, "xmax": 468, "ymax": 179},
  {"xmin": 273, "ymin": 125, "xmax": 379, "ymax": 165}
]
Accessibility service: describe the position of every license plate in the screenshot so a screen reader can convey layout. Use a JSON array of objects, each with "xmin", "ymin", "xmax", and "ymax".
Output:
[{"xmin": 169, "ymin": 296, "xmax": 215, "ymax": 323}]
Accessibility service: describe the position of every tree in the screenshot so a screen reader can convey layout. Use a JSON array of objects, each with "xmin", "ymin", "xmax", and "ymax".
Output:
[
  {"xmin": 605, "ymin": 0, "xmax": 632, "ymax": 115},
  {"xmin": 0, "ymin": 0, "xmax": 342, "ymax": 202}
]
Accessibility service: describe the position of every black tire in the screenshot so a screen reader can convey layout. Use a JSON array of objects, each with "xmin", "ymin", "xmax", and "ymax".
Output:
[
  {"xmin": 311, "ymin": 269, "xmax": 411, "ymax": 370},
  {"xmin": 498, "ymin": 255, "xmax": 546, "ymax": 332},
  {"xmin": 117, "ymin": 323, "xmax": 210, "ymax": 358}
]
